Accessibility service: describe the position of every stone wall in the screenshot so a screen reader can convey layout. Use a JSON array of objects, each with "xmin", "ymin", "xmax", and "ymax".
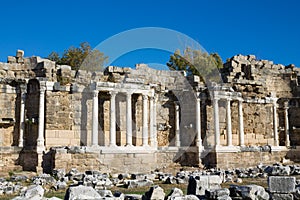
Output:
[
  {"xmin": 1, "ymin": 51, "xmax": 300, "ymax": 172},
  {"xmin": 203, "ymin": 150, "xmax": 288, "ymax": 169},
  {"xmin": 52, "ymin": 147, "xmax": 182, "ymax": 173}
]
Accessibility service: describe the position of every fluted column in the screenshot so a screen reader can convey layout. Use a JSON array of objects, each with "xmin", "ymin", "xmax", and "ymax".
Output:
[
  {"xmin": 196, "ymin": 97, "xmax": 202, "ymax": 148},
  {"xmin": 109, "ymin": 91, "xmax": 117, "ymax": 147},
  {"xmin": 226, "ymin": 98, "xmax": 232, "ymax": 146},
  {"xmin": 91, "ymin": 90, "xmax": 99, "ymax": 146},
  {"xmin": 174, "ymin": 102, "xmax": 180, "ymax": 147},
  {"xmin": 213, "ymin": 98, "xmax": 220, "ymax": 146},
  {"xmin": 238, "ymin": 99, "xmax": 245, "ymax": 146},
  {"xmin": 142, "ymin": 95, "xmax": 148, "ymax": 146},
  {"xmin": 37, "ymin": 86, "xmax": 46, "ymax": 152},
  {"xmin": 18, "ymin": 86, "xmax": 26, "ymax": 147},
  {"xmin": 272, "ymin": 99, "xmax": 279, "ymax": 146},
  {"xmin": 126, "ymin": 92, "xmax": 133, "ymax": 146},
  {"xmin": 149, "ymin": 96, "xmax": 155, "ymax": 146},
  {"xmin": 284, "ymin": 101, "xmax": 290, "ymax": 147}
]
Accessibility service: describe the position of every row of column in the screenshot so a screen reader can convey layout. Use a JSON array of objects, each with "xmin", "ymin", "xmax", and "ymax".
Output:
[
  {"xmin": 213, "ymin": 98, "xmax": 244, "ymax": 147},
  {"xmin": 213, "ymin": 97, "xmax": 291, "ymax": 147},
  {"xmin": 91, "ymin": 91, "xmax": 157, "ymax": 147},
  {"xmin": 270, "ymin": 100, "xmax": 290, "ymax": 147}
]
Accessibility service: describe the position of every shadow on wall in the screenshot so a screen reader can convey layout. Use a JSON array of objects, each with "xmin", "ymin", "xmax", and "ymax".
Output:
[{"xmin": 17, "ymin": 149, "xmax": 38, "ymax": 171}]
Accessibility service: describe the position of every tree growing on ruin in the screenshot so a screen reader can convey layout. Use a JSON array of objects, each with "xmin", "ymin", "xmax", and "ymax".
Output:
[
  {"xmin": 167, "ymin": 47, "xmax": 223, "ymax": 82},
  {"xmin": 48, "ymin": 42, "xmax": 108, "ymax": 71}
]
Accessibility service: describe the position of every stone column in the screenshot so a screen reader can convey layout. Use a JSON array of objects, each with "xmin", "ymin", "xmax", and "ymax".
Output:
[
  {"xmin": 126, "ymin": 92, "xmax": 133, "ymax": 146},
  {"xmin": 37, "ymin": 86, "xmax": 46, "ymax": 152},
  {"xmin": 226, "ymin": 98, "xmax": 232, "ymax": 146},
  {"xmin": 18, "ymin": 86, "xmax": 26, "ymax": 147},
  {"xmin": 196, "ymin": 97, "xmax": 202, "ymax": 148},
  {"xmin": 109, "ymin": 91, "xmax": 117, "ymax": 147},
  {"xmin": 153, "ymin": 95, "xmax": 158, "ymax": 147},
  {"xmin": 149, "ymin": 96, "xmax": 155, "ymax": 147},
  {"xmin": 91, "ymin": 90, "xmax": 99, "ymax": 146},
  {"xmin": 174, "ymin": 102, "xmax": 180, "ymax": 147},
  {"xmin": 272, "ymin": 99, "xmax": 279, "ymax": 146},
  {"xmin": 284, "ymin": 101, "xmax": 290, "ymax": 147},
  {"xmin": 142, "ymin": 95, "xmax": 148, "ymax": 146},
  {"xmin": 213, "ymin": 98, "xmax": 220, "ymax": 146},
  {"xmin": 238, "ymin": 99, "xmax": 245, "ymax": 146}
]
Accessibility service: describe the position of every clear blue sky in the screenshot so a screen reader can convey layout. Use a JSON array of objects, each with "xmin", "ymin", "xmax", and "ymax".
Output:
[{"xmin": 0, "ymin": 0, "xmax": 299, "ymax": 68}]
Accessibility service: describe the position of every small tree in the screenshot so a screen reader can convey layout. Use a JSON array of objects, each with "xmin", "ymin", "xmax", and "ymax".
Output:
[
  {"xmin": 47, "ymin": 42, "xmax": 108, "ymax": 71},
  {"xmin": 167, "ymin": 47, "xmax": 223, "ymax": 82}
]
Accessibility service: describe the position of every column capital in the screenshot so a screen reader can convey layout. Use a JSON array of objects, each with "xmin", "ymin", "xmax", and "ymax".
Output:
[
  {"xmin": 21, "ymin": 92, "xmax": 27, "ymax": 102},
  {"xmin": 149, "ymin": 96, "xmax": 155, "ymax": 101},
  {"xmin": 39, "ymin": 86, "xmax": 46, "ymax": 94},
  {"xmin": 109, "ymin": 91, "xmax": 117, "ymax": 97},
  {"xmin": 142, "ymin": 94, "xmax": 148, "ymax": 100},
  {"xmin": 226, "ymin": 98, "xmax": 232, "ymax": 102},
  {"xmin": 283, "ymin": 101, "xmax": 289, "ymax": 109},
  {"xmin": 174, "ymin": 101, "xmax": 180, "ymax": 111},
  {"xmin": 20, "ymin": 83, "xmax": 27, "ymax": 92},
  {"xmin": 238, "ymin": 98, "xmax": 244, "ymax": 103},
  {"xmin": 213, "ymin": 97, "xmax": 220, "ymax": 102},
  {"xmin": 92, "ymin": 90, "xmax": 98, "ymax": 97},
  {"xmin": 126, "ymin": 92, "xmax": 133, "ymax": 97}
]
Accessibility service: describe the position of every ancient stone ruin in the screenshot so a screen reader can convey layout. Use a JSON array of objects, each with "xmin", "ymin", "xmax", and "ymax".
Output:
[{"xmin": 1, "ymin": 50, "xmax": 300, "ymax": 173}]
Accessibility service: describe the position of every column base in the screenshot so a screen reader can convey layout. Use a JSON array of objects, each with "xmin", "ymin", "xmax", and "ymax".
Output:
[
  {"xmin": 109, "ymin": 144, "xmax": 117, "ymax": 148},
  {"xmin": 36, "ymin": 145, "xmax": 45, "ymax": 154},
  {"xmin": 18, "ymin": 142, "xmax": 24, "ymax": 148}
]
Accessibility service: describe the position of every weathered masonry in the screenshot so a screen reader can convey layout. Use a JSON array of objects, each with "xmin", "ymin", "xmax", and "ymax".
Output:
[{"xmin": 1, "ymin": 50, "xmax": 300, "ymax": 173}]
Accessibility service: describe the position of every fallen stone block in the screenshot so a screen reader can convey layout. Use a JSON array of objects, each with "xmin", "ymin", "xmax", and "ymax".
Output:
[
  {"xmin": 187, "ymin": 175, "xmax": 222, "ymax": 196},
  {"xmin": 64, "ymin": 185, "xmax": 101, "ymax": 200},
  {"xmin": 24, "ymin": 185, "xmax": 44, "ymax": 200},
  {"xmin": 125, "ymin": 194, "xmax": 143, "ymax": 200},
  {"xmin": 166, "ymin": 187, "xmax": 184, "ymax": 200},
  {"xmin": 230, "ymin": 185, "xmax": 269, "ymax": 200},
  {"xmin": 264, "ymin": 165, "xmax": 291, "ymax": 176},
  {"xmin": 271, "ymin": 193, "xmax": 294, "ymax": 200},
  {"xmin": 97, "ymin": 189, "xmax": 114, "ymax": 198},
  {"xmin": 126, "ymin": 179, "xmax": 153, "ymax": 189},
  {"xmin": 142, "ymin": 185, "xmax": 165, "ymax": 200},
  {"xmin": 268, "ymin": 176, "xmax": 296, "ymax": 193},
  {"xmin": 205, "ymin": 188, "xmax": 230, "ymax": 199}
]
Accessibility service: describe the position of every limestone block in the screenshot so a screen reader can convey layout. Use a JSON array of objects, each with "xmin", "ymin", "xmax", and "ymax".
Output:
[
  {"xmin": 64, "ymin": 185, "xmax": 101, "ymax": 200},
  {"xmin": 143, "ymin": 185, "xmax": 165, "ymax": 200},
  {"xmin": 268, "ymin": 176, "xmax": 296, "ymax": 193},
  {"xmin": 166, "ymin": 188, "xmax": 184, "ymax": 200},
  {"xmin": 205, "ymin": 188, "xmax": 230, "ymax": 200},
  {"xmin": 271, "ymin": 193, "xmax": 294, "ymax": 200},
  {"xmin": 7, "ymin": 56, "xmax": 16, "ymax": 63}
]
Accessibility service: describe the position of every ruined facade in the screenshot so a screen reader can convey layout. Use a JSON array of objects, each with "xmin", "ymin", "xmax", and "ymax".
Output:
[{"xmin": 1, "ymin": 50, "xmax": 300, "ymax": 173}]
